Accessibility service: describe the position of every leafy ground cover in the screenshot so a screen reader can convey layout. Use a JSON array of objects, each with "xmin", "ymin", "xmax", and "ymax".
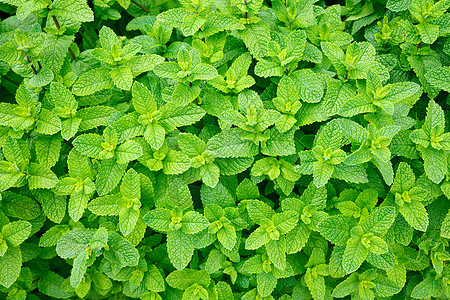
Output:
[{"xmin": 1, "ymin": 0, "xmax": 450, "ymax": 299}]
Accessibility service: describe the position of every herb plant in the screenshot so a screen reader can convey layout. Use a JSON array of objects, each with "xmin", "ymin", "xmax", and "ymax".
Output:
[{"xmin": 1, "ymin": 0, "xmax": 450, "ymax": 299}]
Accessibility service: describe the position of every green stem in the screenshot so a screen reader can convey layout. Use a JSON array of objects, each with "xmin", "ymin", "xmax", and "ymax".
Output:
[
  {"xmin": 52, "ymin": 15, "xmax": 61, "ymax": 29},
  {"xmin": 30, "ymin": 64, "xmax": 38, "ymax": 75}
]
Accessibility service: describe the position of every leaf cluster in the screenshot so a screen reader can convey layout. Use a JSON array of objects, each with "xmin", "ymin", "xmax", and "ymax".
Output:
[{"xmin": 1, "ymin": 0, "xmax": 450, "ymax": 299}]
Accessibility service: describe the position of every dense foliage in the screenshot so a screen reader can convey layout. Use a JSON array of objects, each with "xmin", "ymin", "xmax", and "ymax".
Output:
[{"xmin": 2, "ymin": 0, "xmax": 450, "ymax": 299}]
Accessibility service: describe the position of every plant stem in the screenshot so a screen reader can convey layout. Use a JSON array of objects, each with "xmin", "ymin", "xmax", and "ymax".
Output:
[
  {"xmin": 52, "ymin": 15, "xmax": 60, "ymax": 29},
  {"xmin": 52, "ymin": 15, "xmax": 76, "ymax": 59},
  {"xmin": 26, "ymin": 54, "xmax": 38, "ymax": 75},
  {"xmin": 130, "ymin": 0, "xmax": 150, "ymax": 13},
  {"xmin": 31, "ymin": 64, "xmax": 38, "ymax": 75},
  {"xmin": 67, "ymin": 46, "xmax": 76, "ymax": 60}
]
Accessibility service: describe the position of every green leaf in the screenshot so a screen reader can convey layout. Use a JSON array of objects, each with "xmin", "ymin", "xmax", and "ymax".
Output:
[
  {"xmin": 190, "ymin": 63, "xmax": 218, "ymax": 81},
  {"xmin": 172, "ymin": 83, "xmax": 201, "ymax": 107},
  {"xmin": 36, "ymin": 108, "xmax": 61, "ymax": 135},
  {"xmin": 266, "ymin": 237, "xmax": 286, "ymax": 270},
  {"xmin": 321, "ymin": 42, "xmax": 346, "ymax": 75},
  {"xmin": 0, "ymin": 246, "xmax": 22, "ymax": 288},
  {"xmin": 408, "ymin": 53, "xmax": 441, "ymax": 98},
  {"xmin": 132, "ymin": 82, "xmax": 157, "ymax": 114},
  {"xmin": 420, "ymin": 147, "xmax": 446, "ymax": 184},
  {"xmin": 38, "ymin": 271, "xmax": 74, "ymax": 299},
  {"xmin": 51, "ymin": 0, "xmax": 94, "ymax": 23},
  {"xmin": 261, "ymin": 127, "xmax": 296, "ymax": 157},
  {"xmin": 28, "ymin": 66, "xmax": 54, "ymax": 88},
  {"xmin": 145, "ymin": 265, "xmax": 166, "ymax": 292},
  {"xmin": 417, "ymin": 23, "xmax": 439, "ymax": 44},
  {"xmin": 305, "ymin": 268, "xmax": 326, "ymax": 300},
  {"xmin": 72, "ymin": 67, "xmax": 114, "ymax": 96},
  {"xmin": 36, "ymin": 189, "xmax": 66, "ymax": 223},
  {"xmin": 110, "ymin": 66, "xmax": 133, "ymax": 90},
  {"xmin": 332, "ymin": 274, "xmax": 359, "ymax": 297},
  {"xmin": 56, "ymin": 229, "xmax": 92, "ymax": 259},
  {"xmin": 68, "ymin": 149, "xmax": 92, "ymax": 180},
  {"xmin": 181, "ymin": 14, "xmax": 206, "ymax": 36},
  {"xmin": 426, "ymin": 66, "xmax": 450, "ymax": 92},
  {"xmin": 441, "ymin": 211, "xmax": 450, "ymax": 238},
  {"xmin": 254, "ymin": 60, "xmax": 284, "ymax": 78},
  {"xmin": 391, "ymin": 162, "xmax": 415, "ymax": 194},
  {"xmin": 245, "ymin": 227, "xmax": 270, "ymax": 250},
  {"xmin": 207, "ymin": 128, "xmax": 259, "ymax": 158},
  {"xmin": 368, "ymin": 235, "xmax": 389, "ymax": 254},
  {"xmin": 166, "ymin": 269, "xmax": 210, "ymax": 290},
  {"xmin": 256, "ymin": 271, "xmax": 277, "ymax": 297},
  {"xmin": 342, "ymin": 237, "xmax": 368, "ymax": 273},
  {"xmin": 143, "ymin": 208, "xmax": 172, "ymax": 232},
  {"xmin": 2, "ymin": 191, "xmax": 41, "ymax": 221},
  {"xmin": 286, "ymin": 30, "xmax": 307, "ymax": 61},
  {"xmin": 162, "ymin": 150, "xmax": 190, "ymax": 175},
  {"xmin": 95, "ymin": 158, "xmax": 126, "ymax": 196},
  {"xmin": 387, "ymin": 0, "xmax": 413, "ymax": 11},
  {"xmin": 88, "ymin": 195, "xmax": 120, "ymax": 216},
  {"xmin": 119, "ymin": 207, "xmax": 139, "ymax": 236},
  {"xmin": 72, "ymin": 134, "xmax": 103, "ymax": 158},
  {"xmin": 153, "ymin": 62, "xmax": 182, "ymax": 79},
  {"xmin": 107, "ymin": 232, "xmax": 139, "ymax": 267},
  {"xmin": 181, "ymin": 211, "xmax": 209, "ymax": 234},
  {"xmin": 144, "ymin": 123, "xmax": 165, "ymax": 150},
  {"xmin": 273, "ymin": 211, "xmax": 298, "ymax": 234},
  {"xmin": 41, "ymin": 35, "xmax": 75, "ymax": 73},
  {"xmin": 373, "ymin": 276, "xmax": 402, "ymax": 297},
  {"xmin": 159, "ymin": 104, "xmax": 205, "ymax": 130},
  {"xmin": 117, "ymin": 0, "xmax": 130, "ymax": 8},
  {"xmin": 318, "ymin": 216, "xmax": 356, "ymax": 246},
  {"xmin": 167, "ymin": 229, "xmax": 194, "ymax": 270},
  {"xmin": 217, "ymin": 224, "xmax": 236, "ymax": 251},
  {"xmin": 39, "ymin": 225, "xmax": 70, "ymax": 247},
  {"xmin": 286, "ymin": 223, "xmax": 310, "ymax": 254},
  {"xmin": 70, "ymin": 252, "xmax": 88, "ymax": 288},
  {"xmin": 411, "ymin": 277, "xmax": 441, "ymax": 299},
  {"xmin": 361, "ymin": 206, "xmax": 396, "ymax": 236},
  {"xmin": 202, "ymin": 163, "xmax": 220, "ymax": 188},
  {"xmin": 384, "ymin": 81, "xmax": 422, "ymax": 103},
  {"xmin": 399, "ymin": 201, "xmax": 429, "ymax": 232},
  {"xmin": 120, "ymin": 168, "xmax": 140, "ymax": 199},
  {"xmin": 116, "ymin": 140, "xmax": 143, "ymax": 164},
  {"xmin": 77, "ymin": 106, "xmax": 117, "ymax": 131},
  {"xmin": 313, "ymin": 161, "xmax": 334, "ymax": 188},
  {"xmin": 28, "ymin": 163, "xmax": 59, "ymax": 189},
  {"xmin": 247, "ymin": 200, "xmax": 274, "ymax": 223},
  {"xmin": 240, "ymin": 23, "xmax": 270, "ymax": 60},
  {"xmin": 178, "ymin": 133, "xmax": 206, "ymax": 157},
  {"xmin": 2, "ymin": 220, "xmax": 31, "ymax": 246},
  {"xmin": 292, "ymin": 69, "xmax": 324, "ymax": 103},
  {"xmin": 35, "ymin": 134, "xmax": 62, "ymax": 168}
]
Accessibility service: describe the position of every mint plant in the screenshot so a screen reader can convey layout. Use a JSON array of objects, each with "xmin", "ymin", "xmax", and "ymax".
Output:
[{"xmin": 1, "ymin": 0, "xmax": 450, "ymax": 299}]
